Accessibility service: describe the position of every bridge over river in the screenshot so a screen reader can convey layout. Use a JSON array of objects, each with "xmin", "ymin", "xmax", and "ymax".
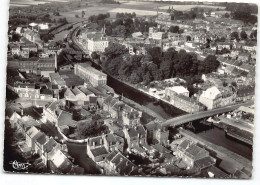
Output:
[{"xmin": 161, "ymin": 101, "xmax": 254, "ymax": 128}]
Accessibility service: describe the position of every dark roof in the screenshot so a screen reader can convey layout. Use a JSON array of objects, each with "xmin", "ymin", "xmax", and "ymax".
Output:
[
  {"xmin": 237, "ymin": 86, "xmax": 255, "ymax": 97},
  {"xmin": 105, "ymin": 133, "xmax": 117, "ymax": 145},
  {"xmin": 128, "ymin": 127, "xmax": 138, "ymax": 138},
  {"xmin": 178, "ymin": 139, "xmax": 192, "ymax": 151},
  {"xmin": 36, "ymin": 134, "xmax": 49, "ymax": 145},
  {"xmin": 40, "ymin": 88, "xmax": 52, "ymax": 95},
  {"xmin": 91, "ymin": 147, "xmax": 108, "ymax": 157},
  {"xmin": 152, "ymin": 144, "xmax": 171, "ymax": 154},
  {"xmin": 136, "ymin": 125, "xmax": 146, "ymax": 138},
  {"xmin": 89, "ymin": 96, "xmax": 97, "ymax": 104},
  {"xmin": 43, "ymin": 138, "xmax": 57, "ymax": 153},
  {"xmin": 233, "ymin": 170, "xmax": 250, "ymax": 179},
  {"xmin": 194, "ymin": 156, "xmax": 216, "ymax": 170},
  {"xmin": 106, "ymin": 151, "xmax": 118, "ymax": 161},
  {"xmin": 185, "ymin": 144, "xmax": 208, "ymax": 159}
]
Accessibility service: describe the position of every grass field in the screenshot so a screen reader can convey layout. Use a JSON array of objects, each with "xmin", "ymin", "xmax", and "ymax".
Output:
[{"xmin": 158, "ymin": 4, "xmax": 226, "ymax": 11}]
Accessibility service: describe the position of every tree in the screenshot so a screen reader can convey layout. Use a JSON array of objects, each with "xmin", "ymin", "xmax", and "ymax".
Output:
[
  {"xmin": 169, "ymin": 25, "xmax": 180, "ymax": 33},
  {"xmin": 200, "ymin": 55, "xmax": 220, "ymax": 74},
  {"xmin": 130, "ymin": 71, "xmax": 141, "ymax": 84},
  {"xmin": 240, "ymin": 31, "xmax": 248, "ymax": 40},
  {"xmin": 231, "ymin": 31, "xmax": 239, "ymax": 41},
  {"xmin": 11, "ymin": 33, "xmax": 21, "ymax": 42},
  {"xmin": 250, "ymin": 30, "xmax": 257, "ymax": 39},
  {"xmin": 224, "ymin": 12, "xmax": 230, "ymax": 18},
  {"xmin": 104, "ymin": 42, "xmax": 127, "ymax": 58},
  {"xmin": 186, "ymin": 35, "xmax": 191, "ymax": 41},
  {"xmin": 82, "ymin": 11, "xmax": 85, "ymax": 18},
  {"xmin": 231, "ymin": 81, "xmax": 237, "ymax": 87}
]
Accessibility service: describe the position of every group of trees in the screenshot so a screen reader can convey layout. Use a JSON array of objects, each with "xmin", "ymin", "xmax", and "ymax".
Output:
[
  {"xmin": 229, "ymin": 4, "xmax": 257, "ymax": 24},
  {"xmin": 75, "ymin": 120, "xmax": 109, "ymax": 138},
  {"xmin": 102, "ymin": 45, "xmax": 220, "ymax": 96},
  {"xmin": 231, "ymin": 30, "xmax": 257, "ymax": 41},
  {"xmin": 88, "ymin": 13, "xmax": 157, "ymax": 37},
  {"xmin": 169, "ymin": 26, "xmax": 180, "ymax": 33}
]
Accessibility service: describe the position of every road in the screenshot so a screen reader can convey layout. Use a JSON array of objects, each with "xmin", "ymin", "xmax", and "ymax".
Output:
[{"xmin": 161, "ymin": 101, "xmax": 254, "ymax": 127}]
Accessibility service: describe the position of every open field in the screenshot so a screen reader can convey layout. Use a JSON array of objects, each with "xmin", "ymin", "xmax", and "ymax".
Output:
[
  {"xmin": 108, "ymin": 8, "xmax": 168, "ymax": 16},
  {"xmin": 158, "ymin": 4, "xmax": 226, "ymax": 11}
]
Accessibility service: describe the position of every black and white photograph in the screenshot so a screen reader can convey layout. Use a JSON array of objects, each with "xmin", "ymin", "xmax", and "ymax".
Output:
[{"xmin": 1, "ymin": 0, "xmax": 258, "ymax": 180}]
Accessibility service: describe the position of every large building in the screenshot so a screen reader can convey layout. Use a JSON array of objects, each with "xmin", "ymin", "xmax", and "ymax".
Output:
[
  {"xmin": 199, "ymin": 86, "xmax": 222, "ymax": 110},
  {"xmin": 87, "ymin": 33, "xmax": 109, "ymax": 53},
  {"xmin": 74, "ymin": 63, "xmax": 107, "ymax": 87}
]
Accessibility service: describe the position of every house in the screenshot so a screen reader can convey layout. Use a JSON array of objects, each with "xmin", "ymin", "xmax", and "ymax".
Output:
[
  {"xmin": 144, "ymin": 121, "xmax": 169, "ymax": 144},
  {"xmin": 236, "ymin": 85, "xmax": 255, "ymax": 102},
  {"xmin": 103, "ymin": 151, "xmax": 137, "ymax": 175},
  {"xmin": 123, "ymin": 125, "xmax": 147, "ymax": 149},
  {"xmin": 176, "ymin": 139, "xmax": 211, "ymax": 168},
  {"xmin": 217, "ymin": 42, "xmax": 231, "ymax": 50},
  {"xmin": 122, "ymin": 105, "xmax": 142, "ymax": 126},
  {"xmin": 34, "ymin": 133, "xmax": 50, "ymax": 156},
  {"xmin": 42, "ymin": 101, "xmax": 62, "ymax": 124},
  {"xmin": 86, "ymin": 136, "xmax": 108, "ymax": 163},
  {"xmin": 151, "ymin": 143, "xmax": 171, "ymax": 158},
  {"xmin": 13, "ymin": 82, "xmax": 40, "ymax": 99},
  {"xmin": 40, "ymin": 88, "xmax": 53, "ymax": 101},
  {"xmin": 25, "ymin": 126, "xmax": 42, "ymax": 149},
  {"xmin": 48, "ymin": 147, "xmax": 73, "ymax": 174},
  {"xmin": 103, "ymin": 133, "xmax": 118, "ymax": 152},
  {"xmin": 199, "ymin": 86, "xmax": 222, "ymax": 110}
]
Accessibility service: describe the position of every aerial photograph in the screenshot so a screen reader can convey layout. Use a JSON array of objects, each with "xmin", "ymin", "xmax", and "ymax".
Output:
[{"xmin": 3, "ymin": 0, "xmax": 257, "ymax": 179}]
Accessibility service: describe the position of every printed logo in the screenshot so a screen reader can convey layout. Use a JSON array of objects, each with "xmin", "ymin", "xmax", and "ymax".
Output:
[{"xmin": 9, "ymin": 160, "xmax": 31, "ymax": 170}]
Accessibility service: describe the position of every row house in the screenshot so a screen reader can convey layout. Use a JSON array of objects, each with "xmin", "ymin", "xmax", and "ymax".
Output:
[
  {"xmin": 217, "ymin": 42, "xmax": 232, "ymax": 50},
  {"xmin": 14, "ymin": 82, "xmax": 40, "ymax": 99}
]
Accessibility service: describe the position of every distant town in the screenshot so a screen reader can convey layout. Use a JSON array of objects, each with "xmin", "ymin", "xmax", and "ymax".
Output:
[{"xmin": 4, "ymin": 0, "xmax": 256, "ymax": 179}]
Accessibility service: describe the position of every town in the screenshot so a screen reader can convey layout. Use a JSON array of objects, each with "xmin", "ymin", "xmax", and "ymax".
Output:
[{"xmin": 4, "ymin": 0, "xmax": 256, "ymax": 179}]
